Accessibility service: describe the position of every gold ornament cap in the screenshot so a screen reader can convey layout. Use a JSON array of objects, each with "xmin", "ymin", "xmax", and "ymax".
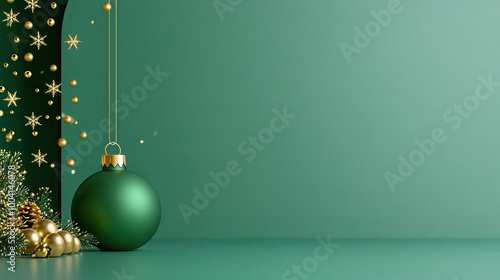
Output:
[{"xmin": 102, "ymin": 142, "xmax": 126, "ymax": 168}]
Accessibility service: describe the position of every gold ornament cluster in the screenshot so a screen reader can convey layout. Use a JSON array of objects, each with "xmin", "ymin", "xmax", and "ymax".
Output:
[{"xmin": 20, "ymin": 219, "xmax": 82, "ymax": 258}]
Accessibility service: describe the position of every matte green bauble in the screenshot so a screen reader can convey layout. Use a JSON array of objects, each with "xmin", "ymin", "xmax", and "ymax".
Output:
[{"xmin": 71, "ymin": 152, "xmax": 161, "ymax": 251}]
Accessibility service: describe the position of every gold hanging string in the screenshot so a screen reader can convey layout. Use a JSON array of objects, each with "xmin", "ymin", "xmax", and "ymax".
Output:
[{"xmin": 107, "ymin": 0, "xmax": 118, "ymax": 145}]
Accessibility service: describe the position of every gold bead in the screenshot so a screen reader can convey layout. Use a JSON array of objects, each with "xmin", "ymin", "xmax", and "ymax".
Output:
[
  {"xmin": 11, "ymin": 54, "xmax": 18, "ymax": 61},
  {"xmin": 71, "ymin": 97, "xmax": 78, "ymax": 103},
  {"xmin": 35, "ymin": 88, "xmax": 39, "ymax": 93},
  {"xmin": 73, "ymin": 121, "xmax": 78, "ymax": 125},
  {"xmin": 57, "ymin": 138, "xmax": 67, "ymax": 147},
  {"xmin": 1, "ymin": 128, "xmax": 5, "ymax": 132},
  {"xmin": 47, "ymin": 18, "xmax": 55, "ymax": 26},
  {"xmin": 64, "ymin": 116, "xmax": 72, "ymax": 123},
  {"xmin": 103, "ymin": 3, "xmax": 112, "ymax": 11},
  {"xmin": 32, "ymin": 131, "xmax": 38, "ymax": 136},
  {"xmin": 0, "ymin": 110, "xmax": 3, "ymax": 117},
  {"xmin": 24, "ymin": 71, "xmax": 32, "ymax": 78},
  {"xmin": 50, "ymin": 64, "xmax": 57, "ymax": 72},
  {"xmin": 50, "ymin": 163, "xmax": 55, "ymax": 168},
  {"xmin": 10, "ymin": 131, "xmax": 14, "ymax": 136},
  {"xmin": 69, "ymin": 80, "xmax": 77, "ymax": 87},
  {"xmin": 0, "ymin": 86, "xmax": 4, "ymax": 93},
  {"xmin": 80, "ymin": 132, "xmax": 87, "ymax": 139},
  {"xmin": 67, "ymin": 159, "xmax": 75, "ymax": 167},
  {"xmin": 3, "ymin": 63, "xmax": 8, "ymax": 68},
  {"xmin": 24, "ymin": 53, "xmax": 33, "ymax": 62},
  {"xmin": 13, "ymin": 71, "xmax": 17, "ymax": 76},
  {"xmin": 21, "ymin": 170, "xmax": 27, "ymax": 174},
  {"xmin": 5, "ymin": 134, "xmax": 12, "ymax": 141},
  {"xmin": 48, "ymin": 100, "xmax": 53, "ymax": 106},
  {"xmin": 9, "ymin": 110, "xmax": 14, "ymax": 114},
  {"xmin": 6, "ymin": 0, "xmax": 14, "ymax": 3},
  {"xmin": 24, "ymin": 21, "xmax": 33, "ymax": 29},
  {"xmin": 51, "ymin": 2, "xmax": 57, "ymax": 9},
  {"xmin": 14, "ymin": 37, "xmax": 20, "ymax": 43},
  {"xmin": 56, "ymin": 115, "xmax": 61, "ymax": 120},
  {"xmin": 45, "ymin": 115, "xmax": 49, "ymax": 119},
  {"xmin": 71, "ymin": 170, "xmax": 76, "ymax": 175},
  {"xmin": 90, "ymin": 20, "xmax": 94, "ymax": 24}
]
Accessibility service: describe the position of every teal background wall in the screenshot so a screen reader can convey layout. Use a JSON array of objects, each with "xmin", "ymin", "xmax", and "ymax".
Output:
[{"xmin": 61, "ymin": 0, "xmax": 500, "ymax": 238}]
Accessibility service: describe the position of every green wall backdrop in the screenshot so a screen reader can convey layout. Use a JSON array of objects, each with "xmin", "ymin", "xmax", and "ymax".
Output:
[{"xmin": 61, "ymin": 0, "xmax": 500, "ymax": 238}]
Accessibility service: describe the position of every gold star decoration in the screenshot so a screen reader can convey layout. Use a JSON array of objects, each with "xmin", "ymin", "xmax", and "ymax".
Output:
[
  {"xmin": 65, "ymin": 34, "xmax": 81, "ymax": 50},
  {"xmin": 30, "ymin": 31, "xmax": 47, "ymax": 50},
  {"xmin": 3, "ymin": 91, "xmax": 20, "ymax": 107},
  {"xmin": 45, "ymin": 80, "xmax": 61, "ymax": 98},
  {"xmin": 25, "ymin": 112, "xmax": 42, "ymax": 130},
  {"xmin": 2, "ymin": 9, "xmax": 20, "ymax": 27},
  {"xmin": 31, "ymin": 150, "xmax": 48, "ymax": 167},
  {"xmin": 24, "ymin": 0, "xmax": 41, "ymax": 13}
]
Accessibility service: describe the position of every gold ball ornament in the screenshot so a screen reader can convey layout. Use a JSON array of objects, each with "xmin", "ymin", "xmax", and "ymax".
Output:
[
  {"xmin": 67, "ymin": 159, "xmax": 75, "ymax": 167},
  {"xmin": 58, "ymin": 138, "xmax": 67, "ymax": 147},
  {"xmin": 0, "ymin": 86, "xmax": 5, "ymax": 92},
  {"xmin": 47, "ymin": 18, "xmax": 55, "ymax": 26},
  {"xmin": 69, "ymin": 80, "xmax": 77, "ymax": 87},
  {"xmin": 24, "ymin": 53, "xmax": 33, "ymax": 62},
  {"xmin": 20, "ymin": 229, "xmax": 41, "ymax": 255},
  {"xmin": 44, "ymin": 233, "xmax": 65, "ymax": 257},
  {"xmin": 71, "ymin": 97, "xmax": 78, "ymax": 103},
  {"xmin": 48, "ymin": 100, "xmax": 53, "ymax": 106},
  {"xmin": 32, "ymin": 219, "xmax": 58, "ymax": 239},
  {"xmin": 103, "ymin": 3, "xmax": 112, "ymax": 11},
  {"xmin": 33, "ymin": 244, "xmax": 49, "ymax": 258},
  {"xmin": 56, "ymin": 115, "xmax": 61, "ymax": 120},
  {"xmin": 14, "ymin": 37, "xmax": 20, "ymax": 43},
  {"xmin": 80, "ymin": 132, "xmax": 87, "ymax": 139},
  {"xmin": 11, "ymin": 54, "xmax": 18, "ymax": 61},
  {"xmin": 51, "ymin": 2, "xmax": 57, "ymax": 9},
  {"xmin": 24, "ymin": 21, "xmax": 33, "ymax": 29},
  {"xmin": 50, "ymin": 64, "xmax": 57, "ymax": 72},
  {"xmin": 58, "ymin": 230, "xmax": 74, "ymax": 254},
  {"xmin": 72, "ymin": 235, "xmax": 81, "ymax": 253},
  {"xmin": 50, "ymin": 163, "xmax": 55, "ymax": 168},
  {"xmin": 24, "ymin": 71, "xmax": 32, "ymax": 78},
  {"xmin": 64, "ymin": 116, "xmax": 73, "ymax": 123}
]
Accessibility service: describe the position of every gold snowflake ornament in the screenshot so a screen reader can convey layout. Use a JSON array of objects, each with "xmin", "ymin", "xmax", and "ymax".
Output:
[
  {"xmin": 65, "ymin": 34, "xmax": 81, "ymax": 50},
  {"xmin": 24, "ymin": 0, "xmax": 41, "ymax": 13},
  {"xmin": 3, "ymin": 9, "xmax": 19, "ymax": 27},
  {"xmin": 31, "ymin": 150, "xmax": 48, "ymax": 167},
  {"xmin": 3, "ymin": 91, "xmax": 20, "ymax": 107},
  {"xmin": 45, "ymin": 80, "xmax": 61, "ymax": 98},
  {"xmin": 30, "ymin": 31, "xmax": 47, "ymax": 50},
  {"xmin": 25, "ymin": 112, "xmax": 42, "ymax": 130}
]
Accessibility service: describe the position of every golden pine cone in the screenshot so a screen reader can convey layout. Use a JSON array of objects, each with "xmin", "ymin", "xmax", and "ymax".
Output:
[{"xmin": 17, "ymin": 201, "xmax": 42, "ymax": 228}]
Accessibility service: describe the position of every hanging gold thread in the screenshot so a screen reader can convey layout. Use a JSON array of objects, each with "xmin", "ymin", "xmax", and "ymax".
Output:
[{"xmin": 107, "ymin": 0, "xmax": 118, "ymax": 145}]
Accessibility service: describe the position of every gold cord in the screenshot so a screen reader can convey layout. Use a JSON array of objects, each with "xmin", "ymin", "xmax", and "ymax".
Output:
[{"xmin": 107, "ymin": 0, "xmax": 118, "ymax": 145}]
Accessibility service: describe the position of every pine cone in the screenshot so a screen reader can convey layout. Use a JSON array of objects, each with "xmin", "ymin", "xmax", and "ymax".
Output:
[{"xmin": 17, "ymin": 201, "xmax": 42, "ymax": 228}]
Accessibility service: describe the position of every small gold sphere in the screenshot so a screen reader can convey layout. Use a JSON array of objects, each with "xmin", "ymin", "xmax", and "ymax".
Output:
[
  {"xmin": 103, "ymin": 3, "xmax": 112, "ymax": 11},
  {"xmin": 80, "ymin": 132, "xmax": 87, "ymax": 139},
  {"xmin": 35, "ymin": 88, "xmax": 39, "ymax": 93},
  {"xmin": 56, "ymin": 115, "xmax": 61, "ymax": 120},
  {"xmin": 64, "ymin": 116, "xmax": 73, "ymax": 123},
  {"xmin": 32, "ymin": 131, "xmax": 38, "ymax": 136},
  {"xmin": 67, "ymin": 159, "xmax": 75, "ymax": 167},
  {"xmin": 3, "ymin": 63, "xmax": 8, "ymax": 68},
  {"xmin": 71, "ymin": 170, "xmax": 76, "ymax": 175},
  {"xmin": 14, "ymin": 37, "xmax": 20, "ymax": 43},
  {"xmin": 48, "ymin": 100, "xmax": 53, "ymax": 106},
  {"xmin": 50, "ymin": 163, "xmax": 55, "ymax": 168},
  {"xmin": 71, "ymin": 97, "xmax": 78, "ymax": 103},
  {"xmin": 9, "ymin": 110, "xmax": 14, "ymax": 114},
  {"xmin": 51, "ymin": 2, "xmax": 57, "ymax": 9},
  {"xmin": 57, "ymin": 138, "xmax": 67, "ymax": 147},
  {"xmin": 6, "ymin": 0, "xmax": 14, "ymax": 3},
  {"xmin": 90, "ymin": 20, "xmax": 95, "ymax": 24},
  {"xmin": 45, "ymin": 115, "xmax": 49, "ymax": 119},
  {"xmin": 47, "ymin": 18, "xmax": 55, "ymax": 26},
  {"xmin": 24, "ymin": 53, "xmax": 33, "ymax": 62},
  {"xmin": 73, "ymin": 121, "xmax": 78, "ymax": 125},
  {"xmin": 0, "ymin": 86, "xmax": 5, "ymax": 93},
  {"xmin": 11, "ymin": 54, "xmax": 18, "ymax": 61},
  {"xmin": 1, "ymin": 128, "xmax": 6, "ymax": 132},
  {"xmin": 50, "ymin": 64, "xmax": 57, "ymax": 72},
  {"xmin": 69, "ymin": 80, "xmax": 77, "ymax": 87},
  {"xmin": 5, "ymin": 134, "xmax": 12, "ymax": 141},
  {"xmin": 24, "ymin": 71, "xmax": 32, "ymax": 78},
  {"xmin": 12, "ymin": 71, "xmax": 17, "ymax": 76},
  {"xmin": 24, "ymin": 21, "xmax": 33, "ymax": 29},
  {"xmin": 21, "ymin": 170, "xmax": 27, "ymax": 175}
]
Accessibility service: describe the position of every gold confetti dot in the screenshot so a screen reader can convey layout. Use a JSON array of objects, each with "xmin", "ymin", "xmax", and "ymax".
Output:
[
  {"xmin": 50, "ymin": 64, "xmax": 57, "ymax": 72},
  {"xmin": 14, "ymin": 37, "xmax": 20, "ymax": 43},
  {"xmin": 32, "ymin": 131, "xmax": 38, "ymax": 136},
  {"xmin": 6, "ymin": 0, "xmax": 14, "ymax": 3},
  {"xmin": 58, "ymin": 138, "xmax": 67, "ymax": 147},
  {"xmin": 80, "ymin": 132, "xmax": 87, "ymax": 139},
  {"xmin": 140, "ymin": 140, "xmax": 144, "ymax": 144},
  {"xmin": 45, "ymin": 115, "xmax": 49, "ymax": 119},
  {"xmin": 71, "ymin": 170, "xmax": 76, "ymax": 175},
  {"xmin": 50, "ymin": 163, "xmax": 55, "ymax": 168},
  {"xmin": 9, "ymin": 110, "xmax": 14, "ymax": 114},
  {"xmin": 48, "ymin": 100, "xmax": 53, "ymax": 106},
  {"xmin": 73, "ymin": 121, "xmax": 78, "ymax": 125},
  {"xmin": 90, "ymin": 20, "xmax": 94, "ymax": 24},
  {"xmin": 11, "ymin": 54, "xmax": 17, "ymax": 61},
  {"xmin": 13, "ymin": 71, "xmax": 17, "ymax": 76},
  {"xmin": 51, "ymin": 2, "xmax": 57, "ymax": 9},
  {"xmin": 64, "ymin": 116, "xmax": 72, "ymax": 123},
  {"xmin": 47, "ymin": 18, "xmax": 55, "ymax": 26},
  {"xmin": 24, "ymin": 21, "xmax": 33, "ymax": 29},
  {"xmin": 24, "ymin": 71, "xmax": 32, "ymax": 78},
  {"xmin": 24, "ymin": 53, "xmax": 33, "ymax": 62},
  {"xmin": 0, "ymin": 110, "xmax": 3, "ymax": 117},
  {"xmin": 67, "ymin": 159, "xmax": 75, "ymax": 167},
  {"xmin": 3, "ymin": 63, "xmax": 8, "ymax": 68},
  {"xmin": 35, "ymin": 88, "xmax": 39, "ymax": 93},
  {"xmin": 103, "ymin": 3, "xmax": 112, "ymax": 11},
  {"xmin": 71, "ymin": 97, "xmax": 78, "ymax": 103},
  {"xmin": 5, "ymin": 134, "xmax": 12, "ymax": 141},
  {"xmin": 1, "ymin": 128, "xmax": 5, "ymax": 132},
  {"xmin": 21, "ymin": 170, "xmax": 27, "ymax": 175},
  {"xmin": 69, "ymin": 80, "xmax": 77, "ymax": 87},
  {"xmin": 0, "ymin": 86, "xmax": 4, "ymax": 92},
  {"xmin": 56, "ymin": 115, "xmax": 61, "ymax": 120}
]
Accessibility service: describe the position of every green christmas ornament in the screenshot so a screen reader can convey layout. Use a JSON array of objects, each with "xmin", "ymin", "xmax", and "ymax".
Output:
[{"xmin": 71, "ymin": 143, "xmax": 161, "ymax": 251}]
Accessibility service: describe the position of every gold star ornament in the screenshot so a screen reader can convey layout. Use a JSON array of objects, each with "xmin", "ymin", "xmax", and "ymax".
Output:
[
  {"xmin": 31, "ymin": 150, "xmax": 48, "ymax": 167},
  {"xmin": 3, "ymin": 9, "xmax": 20, "ymax": 27},
  {"xmin": 3, "ymin": 91, "xmax": 20, "ymax": 107},
  {"xmin": 25, "ymin": 112, "xmax": 42, "ymax": 130},
  {"xmin": 65, "ymin": 34, "xmax": 81, "ymax": 50},
  {"xmin": 45, "ymin": 80, "xmax": 61, "ymax": 98},
  {"xmin": 30, "ymin": 31, "xmax": 47, "ymax": 50},
  {"xmin": 24, "ymin": 0, "xmax": 41, "ymax": 13}
]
